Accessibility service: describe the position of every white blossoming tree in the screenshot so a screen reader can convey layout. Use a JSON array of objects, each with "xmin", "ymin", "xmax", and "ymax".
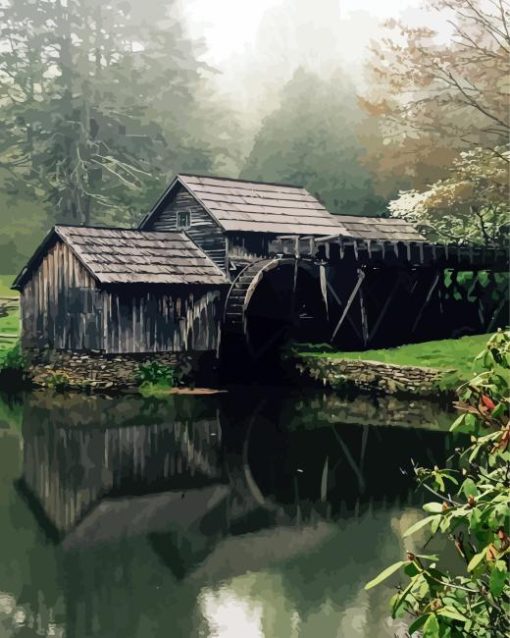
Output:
[{"xmin": 389, "ymin": 147, "xmax": 509, "ymax": 246}]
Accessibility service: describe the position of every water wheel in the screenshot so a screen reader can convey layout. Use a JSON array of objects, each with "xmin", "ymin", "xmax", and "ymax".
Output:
[{"xmin": 224, "ymin": 257, "xmax": 328, "ymax": 360}]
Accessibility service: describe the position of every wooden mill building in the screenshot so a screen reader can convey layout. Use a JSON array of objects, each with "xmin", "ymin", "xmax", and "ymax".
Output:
[{"xmin": 13, "ymin": 174, "xmax": 509, "ymax": 363}]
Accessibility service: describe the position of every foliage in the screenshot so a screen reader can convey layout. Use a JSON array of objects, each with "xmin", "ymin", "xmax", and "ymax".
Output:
[
  {"xmin": 0, "ymin": 341, "xmax": 27, "ymax": 392},
  {"xmin": 365, "ymin": 330, "xmax": 510, "ymax": 637},
  {"xmin": 389, "ymin": 147, "xmax": 509, "ymax": 246},
  {"xmin": 0, "ymin": 0, "xmax": 240, "ymax": 239},
  {"xmin": 242, "ymin": 67, "xmax": 384, "ymax": 215},
  {"xmin": 45, "ymin": 371, "xmax": 71, "ymax": 392},
  {"xmin": 361, "ymin": 0, "xmax": 510, "ymax": 194},
  {"xmin": 0, "ymin": 275, "xmax": 18, "ymax": 298},
  {"xmin": 136, "ymin": 361, "xmax": 176, "ymax": 387},
  {"xmin": 0, "ymin": 341, "xmax": 25, "ymax": 373}
]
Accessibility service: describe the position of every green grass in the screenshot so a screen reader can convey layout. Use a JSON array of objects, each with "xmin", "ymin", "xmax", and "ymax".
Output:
[
  {"xmin": 0, "ymin": 274, "xmax": 20, "ymax": 365},
  {"xmin": 0, "ymin": 274, "xmax": 17, "ymax": 297},
  {"xmin": 299, "ymin": 333, "xmax": 493, "ymax": 376}
]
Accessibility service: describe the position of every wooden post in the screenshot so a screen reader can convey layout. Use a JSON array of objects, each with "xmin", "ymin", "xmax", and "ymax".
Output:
[
  {"xmin": 359, "ymin": 283, "xmax": 369, "ymax": 347},
  {"xmin": 326, "ymin": 280, "xmax": 362, "ymax": 340},
  {"xmin": 367, "ymin": 273, "xmax": 403, "ymax": 344},
  {"xmin": 331, "ymin": 269, "xmax": 365, "ymax": 342},
  {"xmin": 291, "ymin": 257, "xmax": 299, "ymax": 317},
  {"xmin": 338, "ymin": 238, "xmax": 344, "ymax": 260},
  {"xmin": 319, "ymin": 264, "xmax": 329, "ymax": 320},
  {"xmin": 487, "ymin": 289, "xmax": 509, "ymax": 332},
  {"xmin": 412, "ymin": 271, "xmax": 441, "ymax": 333}
]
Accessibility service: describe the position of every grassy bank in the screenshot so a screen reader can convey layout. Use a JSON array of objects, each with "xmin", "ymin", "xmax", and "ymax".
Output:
[
  {"xmin": 298, "ymin": 333, "xmax": 496, "ymax": 389},
  {"xmin": 0, "ymin": 274, "xmax": 19, "ymax": 366}
]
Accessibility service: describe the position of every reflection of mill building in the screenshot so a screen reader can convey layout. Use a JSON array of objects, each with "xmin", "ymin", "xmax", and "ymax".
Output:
[
  {"xmin": 21, "ymin": 395, "xmax": 224, "ymax": 536},
  {"xmin": 12, "ymin": 174, "xmax": 508, "ymax": 366},
  {"xmin": 20, "ymin": 392, "xmax": 453, "ymax": 552}
]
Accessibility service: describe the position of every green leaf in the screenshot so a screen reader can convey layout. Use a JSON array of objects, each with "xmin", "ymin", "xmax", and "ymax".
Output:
[
  {"xmin": 437, "ymin": 606, "xmax": 468, "ymax": 622},
  {"xmin": 461, "ymin": 478, "xmax": 478, "ymax": 498},
  {"xmin": 364, "ymin": 561, "xmax": 405, "ymax": 590},
  {"xmin": 423, "ymin": 613, "xmax": 440, "ymax": 638},
  {"xmin": 423, "ymin": 502, "xmax": 444, "ymax": 513},
  {"xmin": 404, "ymin": 562, "xmax": 420, "ymax": 577},
  {"xmin": 403, "ymin": 515, "xmax": 440, "ymax": 537},
  {"xmin": 467, "ymin": 549, "xmax": 485, "ymax": 572},
  {"xmin": 408, "ymin": 614, "xmax": 429, "ymax": 633},
  {"xmin": 434, "ymin": 473, "xmax": 445, "ymax": 492},
  {"xmin": 450, "ymin": 414, "xmax": 465, "ymax": 432},
  {"xmin": 489, "ymin": 565, "xmax": 507, "ymax": 597},
  {"xmin": 491, "ymin": 403, "xmax": 506, "ymax": 418}
]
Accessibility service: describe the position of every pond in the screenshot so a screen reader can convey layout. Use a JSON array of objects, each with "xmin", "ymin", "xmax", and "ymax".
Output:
[{"xmin": 0, "ymin": 387, "xmax": 457, "ymax": 638}]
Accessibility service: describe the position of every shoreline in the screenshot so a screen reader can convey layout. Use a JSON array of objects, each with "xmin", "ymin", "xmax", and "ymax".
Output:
[{"xmin": 293, "ymin": 354, "xmax": 458, "ymax": 399}]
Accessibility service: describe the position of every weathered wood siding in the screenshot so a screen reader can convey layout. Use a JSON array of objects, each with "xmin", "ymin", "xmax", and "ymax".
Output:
[
  {"xmin": 100, "ymin": 287, "xmax": 222, "ymax": 354},
  {"xmin": 227, "ymin": 232, "xmax": 269, "ymax": 264},
  {"xmin": 20, "ymin": 239, "xmax": 223, "ymax": 354},
  {"xmin": 145, "ymin": 184, "xmax": 227, "ymax": 271},
  {"xmin": 227, "ymin": 232, "xmax": 305, "ymax": 265},
  {"xmin": 20, "ymin": 240, "xmax": 102, "ymax": 351}
]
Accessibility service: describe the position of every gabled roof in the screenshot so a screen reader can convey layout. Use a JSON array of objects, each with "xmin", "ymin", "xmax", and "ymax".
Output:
[
  {"xmin": 329, "ymin": 215, "xmax": 426, "ymax": 242},
  {"xmin": 13, "ymin": 225, "xmax": 229, "ymax": 290},
  {"xmin": 141, "ymin": 173, "xmax": 352, "ymax": 236}
]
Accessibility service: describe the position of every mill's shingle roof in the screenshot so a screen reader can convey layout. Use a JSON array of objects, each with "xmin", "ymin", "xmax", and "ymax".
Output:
[
  {"xmin": 330, "ymin": 215, "xmax": 426, "ymax": 243},
  {"xmin": 13, "ymin": 225, "xmax": 229, "ymax": 289},
  {"xmin": 176, "ymin": 174, "xmax": 352, "ymax": 236}
]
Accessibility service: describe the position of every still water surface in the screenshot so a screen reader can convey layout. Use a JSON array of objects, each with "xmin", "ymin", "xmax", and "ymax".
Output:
[{"xmin": 0, "ymin": 388, "xmax": 455, "ymax": 638}]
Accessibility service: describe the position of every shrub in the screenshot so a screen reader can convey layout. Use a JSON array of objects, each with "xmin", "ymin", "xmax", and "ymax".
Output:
[
  {"xmin": 0, "ymin": 341, "xmax": 26, "ymax": 372},
  {"xmin": 365, "ymin": 330, "xmax": 510, "ymax": 637},
  {"xmin": 136, "ymin": 361, "xmax": 175, "ymax": 387},
  {"xmin": 45, "ymin": 371, "xmax": 71, "ymax": 391}
]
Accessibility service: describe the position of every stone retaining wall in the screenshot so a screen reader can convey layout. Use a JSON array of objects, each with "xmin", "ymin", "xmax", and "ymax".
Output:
[
  {"xmin": 296, "ymin": 356, "xmax": 453, "ymax": 397},
  {"xmin": 26, "ymin": 349, "xmax": 217, "ymax": 391}
]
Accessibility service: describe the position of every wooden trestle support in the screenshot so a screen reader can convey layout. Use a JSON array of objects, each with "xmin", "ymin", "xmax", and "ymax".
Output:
[{"xmin": 223, "ymin": 239, "xmax": 509, "ymax": 359}]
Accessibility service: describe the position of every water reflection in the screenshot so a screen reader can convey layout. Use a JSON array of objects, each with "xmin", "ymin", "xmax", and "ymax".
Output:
[{"xmin": 0, "ymin": 389, "xmax": 457, "ymax": 637}]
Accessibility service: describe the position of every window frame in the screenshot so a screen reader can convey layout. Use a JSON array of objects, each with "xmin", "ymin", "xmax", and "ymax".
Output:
[{"xmin": 176, "ymin": 210, "xmax": 191, "ymax": 229}]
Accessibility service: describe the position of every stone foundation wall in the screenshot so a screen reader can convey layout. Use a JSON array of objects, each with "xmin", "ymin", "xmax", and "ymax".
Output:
[
  {"xmin": 296, "ymin": 356, "xmax": 452, "ymax": 397},
  {"xmin": 26, "ymin": 349, "xmax": 217, "ymax": 391}
]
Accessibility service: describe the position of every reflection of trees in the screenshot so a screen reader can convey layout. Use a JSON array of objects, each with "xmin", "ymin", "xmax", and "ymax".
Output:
[
  {"xmin": 0, "ymin": 413, "xmax": 65, "ymax": 638},
  {"xmin": 60, "ymin": 538, "xmax": 202, "ymax": 638}
]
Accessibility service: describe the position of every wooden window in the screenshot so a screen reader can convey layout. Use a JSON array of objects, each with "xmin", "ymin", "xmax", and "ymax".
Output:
[{"xmin": 177, "ymin": 210, "xmax": 191, "ymax": 228}]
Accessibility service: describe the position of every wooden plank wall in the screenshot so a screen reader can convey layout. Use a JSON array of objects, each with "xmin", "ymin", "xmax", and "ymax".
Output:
[
  {"xmin": 20, "ymin": 239, "xmax": 223, "ymax": 354},
  {"xmin": 20, "ymin": 240, "xmax": 102, "ymax": 351},
  {"xmin": 145, "ymin": 185, "xmax": 227, "ymax": 271},
  {"xmin": 227, "ymin": 233, "xmax": 315, "ymax": 265},
  {"xmin": 228, "ymin": 232, "xmax": 269, "ymax": 264},
  {"xmin": 101, "ymin": 288, "xmax": 222, "ymax": 354}
]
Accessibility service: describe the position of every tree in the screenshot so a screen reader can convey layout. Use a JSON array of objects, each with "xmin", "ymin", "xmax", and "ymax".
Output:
[
  {"xmin": 0, "ymin": 0, "xmax": 238, "ymax": 229},
  {"xmin": 241, "ymin": 68, "xmax": 383, "ymax": 215},
  {"xmin": 366, "ymin": 330, "xmax": 510, "ymax": 637},
  {"xmin": 361, "ymin": 0, "xmax": 510, "ymax": 191},
  {"xmin": 388, "ymin": 146, "xmax": 510, "ymax": 246}
]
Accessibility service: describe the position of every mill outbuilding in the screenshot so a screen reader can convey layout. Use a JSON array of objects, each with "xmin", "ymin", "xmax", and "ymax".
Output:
[{"xmin": 13, "ymin": 225, "xmax": 228, "ymax": 355}]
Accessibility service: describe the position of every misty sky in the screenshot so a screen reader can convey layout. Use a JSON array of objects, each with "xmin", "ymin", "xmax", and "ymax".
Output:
[{"xmin": 186, "ymin": 0, "xmax": 425, "ymax": 64}]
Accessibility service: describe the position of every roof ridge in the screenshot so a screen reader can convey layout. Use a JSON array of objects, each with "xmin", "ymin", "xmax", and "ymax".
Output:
[
  {"xmin": 55, "ymin": 224, "xmax": 186, "ymax": 236},
  {"xmin": 178, "ymin": 172, "xmax": 306, "ymax": 190}
]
